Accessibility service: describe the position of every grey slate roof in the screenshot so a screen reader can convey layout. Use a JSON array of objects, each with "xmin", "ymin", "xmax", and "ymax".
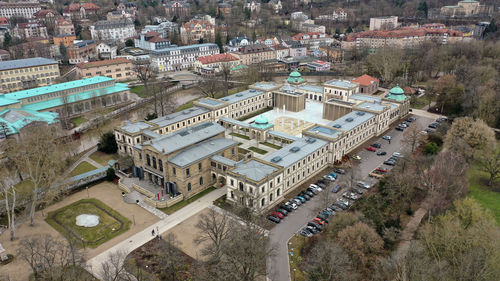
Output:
[
  {"xmin": 327, "ymin": 110, "xmax": 375, "ymax": 132},
  {"xmin": 306, "ymin": 125, "xmax": 342, "ymax": 139},
  {"xmin": 150, "ymin": 106, "xmax": 209, "ymax": 127},
  {"xmin": 231, "ymin": 159, "xmax": 279, "ymax": 182},
  {"xmin": 349, "ymin": 94, "xmax": 382, "ymax": 103},
  {"xmin": 120, "ymin": 121, "xmax": 152, "ymax": 133},
  {"xmin": 263, "ymin": 137, "xmax": 328, "ymax": 168},
  {"xmin": 139, "ymin": 122, "xmax": 225, "ymax": 154},
  {"xmin": 324, "ymin": 80, "xmax": 358, "ymax": 89},
  {"xmin": 168, "ymin": 137, "xmax": 236, "ymax": 167},
  {"xmin": 0, "ymin": 57, "xmax": 57, "ymax": 71},
  {"xmin": 219, "ymin": 117, "xmax": 250, "ymax": 128},
  {"xmin": 93, "ymin": 18, "xmax": 134, "ymax": 29},
  {"xmin": 220, "ymin": 88, "xmax": 264, "ymax": 104},
  {"xmin": 211, "ymin": 155, "xmax": 237, "ymax": 167},
  {"xmin": 355, "ymin": 101, "xmax": 386, "ymax": 112},
  {"xmin": 151, "ymin": 43, "xmax": 218, "ymax": 56},
  {"xmin": 298, "ymin": 84, "xmax": 323, "ymax": 93},
  {"xmin": 268, "ymin": 130, "xmax": 299, "ymax": 141}
]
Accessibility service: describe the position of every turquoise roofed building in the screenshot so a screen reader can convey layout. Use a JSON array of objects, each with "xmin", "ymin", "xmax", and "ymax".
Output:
[
  {"xmin": 0, "ymin": 76, "xmax": 130, "ymax": 138},
  {"xmin": 286, "ymin": 70, "xmax": 305, "ymax": 85},
  {"xmin": 385, "ymin": 85, "xmax": 407, "ymax": 102},
  {"xmin": 252, "ymin": 115, "xmax": 273, "ymax": 130}
]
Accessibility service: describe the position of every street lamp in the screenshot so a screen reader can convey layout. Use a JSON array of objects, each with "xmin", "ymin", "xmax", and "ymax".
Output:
[{"xmin": 293, "ymin": 268, "xmax": 296, "ymax": 281}]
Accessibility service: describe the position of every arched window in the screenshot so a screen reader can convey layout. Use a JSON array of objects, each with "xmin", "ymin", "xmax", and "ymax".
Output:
[
  {"xmin": 199, "ymin": 177, "xmax": 203, "ymax": 185},
  {"xmin": 187, "ymin": 183, "xmax": 191, "ymax": 191},
  {"xmin": 261, "ymin": 198, "xmax": 265, "ymax": 207},
  {"xmin": 239, "ymin": 182, "xmax": 244, "ymax": 191}
]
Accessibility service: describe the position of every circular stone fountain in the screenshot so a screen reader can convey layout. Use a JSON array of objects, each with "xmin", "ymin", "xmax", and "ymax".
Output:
[{"xmin": 75, "ymin": 214, "xmax": 100, "ymax": 227}]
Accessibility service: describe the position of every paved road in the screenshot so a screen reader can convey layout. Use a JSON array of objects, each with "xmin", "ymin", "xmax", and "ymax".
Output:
[{"xmin": 267, "ymin": 114, "xmax": 435, "ymax": 281}]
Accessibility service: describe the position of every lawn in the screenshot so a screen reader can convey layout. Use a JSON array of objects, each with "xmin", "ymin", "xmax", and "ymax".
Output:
[
  {"xmin": 468, "ymin": 163, "xmax": 500, "ymax": 225},
  {"xmin": 70, "ymin": 117, "xmax": 88, "ymax": 127},
  {"xmin": 248, "ymin": 146, "xmax": 268, "ymax": 155},
  {"xmin": 174, "ymin": 99, "xmax": 196, "ymax": 112},
  {"xmin": 0, "ymin": 179, "xmax": 34, "ymax": 200},
  {"xmin": 288, "ymin": 235, "xmax": 307, "ymax": 281},
  {"xmin": 411, "ymin": 95, "xmax": 431, "ymax": 109},
  {"xmin": 46, "ymin": 199, "xmax": 131, "ymax": 248},
  {"xmin": 89, "ymin": 151, "xmax": 118, "ymax": 166},
  {"xmin": 260, "ymin": 142, "xmax": 282, "ymax": 150},
  {"xmin": 159, "ymin": 187, "xmax": 216, "ymax": 215},
  {"xmin": 130, "ymin": 85, "xmax": 147, "ymax": 98},
  {"xmin": 229, "ymin": 132, "xmax": 250, "ymax": 140},
  {"xmin": 69, "ymin": 161, "xmax": 97, "ymax": 177}
]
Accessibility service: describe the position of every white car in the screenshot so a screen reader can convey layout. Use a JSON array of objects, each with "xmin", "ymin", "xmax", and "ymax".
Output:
[
  {"xmin": 323, "ymin": 175, "xmax": 336, "ymax": 181},
  {"xmin": 357, "ymin": 181, "xmax": 371, "ymax": 189},
  {"xmin": 310, "ymin": 184, "xmax": 322, "ymax": 192},
  {"xmin": 392, "ymin": 152, "xmax": 403, "ymax": 158},
  {"xmin": 382, "ymin": 135, "xmax": 392, "ymax": 141},
  {"xmin": 285, "ymin": 201, "xmax": 298, "ymax": 209}
]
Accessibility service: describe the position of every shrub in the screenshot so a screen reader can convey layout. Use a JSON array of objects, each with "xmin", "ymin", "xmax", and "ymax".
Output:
[
  {"xmin": 97, "ymin": 132, "xmax": 118, "ymax": 154},
  {"xmin": 106, "ymin": 167, "xmax": 116, "ymax": 181}
]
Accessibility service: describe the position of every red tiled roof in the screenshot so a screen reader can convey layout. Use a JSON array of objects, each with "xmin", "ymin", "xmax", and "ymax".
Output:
[
  {"xmin": 352, "ymin": 74, "xmax": 379, "ymax": 86},
  {"xmin": 197, "ymin": 53, "xmax": 238, "ymax": 65},
  {"xmin": 148, "ymin": 36, "xmax": 169, "ymax": 43},
  {"xmin": 34, "ymin": 9, "xmax": 61, "ymax": 18},
  {"xmin": 292, "ymin": 32, "xmax": 328, "ymax": 40},
  {"xmin": 182, "ymin": 20, "xmax": 213, "ymax": 31},
  {"xmin": 345, "ymin": 27, "xmax": 463, "ymax": 41},
  {"xmin": 144, "ymin": 31, "xmax": 161, "ymax": 37},
  {"xmin": 76, "ymin": 58, "xmax": 131, "ymax": 69},
  {"xmin": 0, "ymin": 17, "xmax": 8, "ymax": 25},
  {"xmin": 56, "ymin": 18, "xmax": 73, "ymax": 25},
  {"xmin": 64, "ymin": 3, "xmax": 100, "ymax": 13}
]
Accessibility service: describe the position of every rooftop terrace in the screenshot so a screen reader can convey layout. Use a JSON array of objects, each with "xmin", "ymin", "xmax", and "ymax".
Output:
[{"xmin": 327, "ymin": 110, "xmax": 375, "ymax": 132}]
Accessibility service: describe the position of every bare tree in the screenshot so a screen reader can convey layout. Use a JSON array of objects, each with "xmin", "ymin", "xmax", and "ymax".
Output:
[
  {"xmin": 220, "ymin": 63, "xmax": 232, "ymax": 96},
  {"xmin": 153, "ymin": 81, "xmax": 177, "ymax": 117},
  {"xmin": 476, "ymin": 144, "xmax": 500, "ymax": 186},
  {"xmin": 0, "ymin": 165, "xmax": 18, "ymax": 240},
  {"xmin": 304, "ymin": 240, "xmax": 359, "ymax": 281},
  {"xmin": 195, "ymin": 208, "xmax": 233, "ymax": 263},
  {"xmin": 367, "ymin": 47, "xmax": 403, "ymax": 83},
  {"xmin": 401, "ymin": 123, "xmax": 425, "ymax": 153},
  {"xmin": 133, "ymin": 61, "xmax": 157, "ymax": 113},
  {"xmin": 4, "ymin": 126, "xmax": 67, "ymax": 226},
  {"xmin": 158, "ymin": 233, "xmax": 186, "ymax": 281},
  {"xmin": 339, "ymin": 166, "xmax": 361, "ymax": 191},
  {"xmin": 197, "ymin": 77, "xmax": 221, "ymax": 98},
  {"xmin": 100, "ymin": 250, "xmax": 133, "ymax": 281}
]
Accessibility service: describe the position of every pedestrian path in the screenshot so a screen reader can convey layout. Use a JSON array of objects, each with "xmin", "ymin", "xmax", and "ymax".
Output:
[
  {"xmin": 86, "ymin": 187, "xmax": 226, "ymax": 280},
  {"xmin": 393, "ymin": 207, "xmax": 427, "ymax": 259},
  {"xmin": 209, "ymin": 205, "xmax": 269, "ymax": 236},
  {"xmin": 137, "ymin": 200, "xmax": 168, "ymax": 219}
]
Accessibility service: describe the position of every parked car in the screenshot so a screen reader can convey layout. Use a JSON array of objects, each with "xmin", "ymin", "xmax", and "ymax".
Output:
[
  {"xmin": 351, "ymin": 187, "xmax": 365, "ymax": 194},
  {"xmin": 377, "ymin": 151, "xmax": 387, "ymax": 156},
  {"xmin": 299, "ymin": 228, "xmax": 313, "ymax": 237},
  {"xmin": 382, "ymin": 135, "xmax": 392, "ymax": 141},
  {"xmin": 436, "ymin": 117, "xmax": 447, "ymax": 123},
  {"xmin": 291, "ymin": 198, "xmax": 302, "ymax": 206},
  {"xmin": 399, "ymin": 123, "xmax": 408, "ymax": 128},
  {"xmin": 315, "ymin": 181, "xmax": 326, "ymax": 188},
  {"xmin": 299, "ymin": 192, "xmax": 311, "ymax": 200},
  {"xmin": 272, "ymin": 211, "xmax": 284, "ymax": 219},
  {"xmin": 315, "ymin": 216, "xmax": 328, "ymax": 224},
  {"xmin": 357, "ymin": 181, "xmax": 371, "ymax": 189},
  {"xmin": 286, "ymin": 201, "xmax": 298, "ymax": 209},
  {"xmin": 280, "ymin": 204, "xmax": 294, "ymax": 212},
  {"xmin": 276, "ymin": 208, "xmax": 289, "ymax": 216},
  {"xmin": 365, "ymin": 146, "xmax": 376, "ymax": 152},
  {"xmin": 310, "ymin": 184, "xmax": 322, "ymax": 192},
  {"xmin": 294, "ymin": 196, "xmax": 306, "ymax": 203},
  {"xmin": 352, "ymin": 155, "xmax": 361, "ymax": 160},
  {"xmin": 425, "ymin": 128, "xmax": 435, "ymax": 133},
  {"xmin": 396, "ymin": 126, "xmax": 405, "ymax": 131},
  {"xmin": 320, "ymin": 209, "xmax": 332, "ymax": 216},
  {"xmin": 389, "ymin": 156, "xmax": 398, "ymax": 162},
  {"xmin": 313, "ymin": 218, "xmax": 325, "ymax": 225},
  {"xmin": 428, "ymin": 122, "xmax": 439, "ymax": 128},
  {"xmin": 335, "ymin": 201, "xmax": 348, "ymax": 210},
  {"xmin": 332, "ymin": 185, "xmax": 341, "ymax": 193},
  {"xmin": 406, "ymin": 117, "xmax": 416, "ymax": 122},
  {"xmin": 302, "ymin": 190, "xmax": 314, "ymax": 197},
  {"xmin": 376, "ymin": 167, "xmax": 388, "ymax": 173},
  {"xmin": 267, "ymin": 215, "xmax": 280, "ymax": 223},
  {"xmin": 328, "ymin": 172, "xmax": 338, "ymax": 179},
  {"xmin": 330, "ymin": 204, "xmax": 343, "ymax": 212},
  {"xmin": 384, "ymin": 160, "xmax": 396, "ymax": 166},
  {"xmin": 371, "ymin": 143, "xmax": 382, "ymax": 148},
  {"xmin": 306, "ymin": 226, "xmax": 319, "ymax": 234},
  {"xmin": 392, "ymin": 152, "xmax": 403, "ymax": 158},
  {"xmin": 333, "ymin": 168, "xmax": 346, "ymax": 174},
  {"xmin": 307, "ymin": 187, "xmax": 319, "ymax": 195},
  {"xmin": 323, "ymin": 175, "xmax": 336, "ymax": 181},
  {"xmin": 307, "ymin": 221, "xmax": 323, "ymax": 231}
]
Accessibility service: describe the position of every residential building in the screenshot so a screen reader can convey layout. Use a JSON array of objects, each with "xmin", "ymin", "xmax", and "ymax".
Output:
[
  {"xmin": 319, "ymin": 45, "xmax": 344, "ymax": 62},
  {"xmin": 76, "ymin": 58, "xmax": 134, "ymax": 81},
  {"xmin": 352, "ymin": 74, "xmax": 379, "ymax": 95},
  {"xmin": 142, "ymin": 21, "xmax": 178, "ymax": 39},
  {"xmin": 441, "ymin": 0, "xmax": 492, "ymax": 17},
  {"xmin": 33, "ymin": 9, "xmax": 61, "ymax": 25},
  {"xmin": 307, "ymin": 60, "xmax": 330, "ymax": 71},
  {"xmin": 342, "ymin": 26, "xmax": 464, "ymax": 50},
  {"xmin": 0, "ymin": 57, "xmax": 59, "ymax": 92},
  {"xmin": 233, "ymin": 44, "xmax": 276, "ymax": 65},
  {"xmin": 284, "ymin": 41, "xmax": 307, "ymax": 58},
  {"xmin": 117, "ymin": 0, "xmax": 137, "ymax": 13},
  {"xmin": 369, "ymin": 16, "xmax": 398, "ymax": 31},
  {"xmin": 291, "ymin": 32, "xmax": 334, "ymax": 48},
  {"xmin": 299, "ymin": 23, "xmax": 326, "ymax": 33},
  {"xmin": 180, "ymin": 19, "xmax": 215, "ymax": 44},
  {"xmin": 245, "ymin": 0, "xmax": 261, "ymax": 13},
  {"xmin": 0, "ymin": 49, "xmax": 10, "ymax": 61},
  {"xmin": 291, "ymin": 11, "xmax": 308, "ymax": 21},
  {"xmin": 134, "ymin": 31, "xmax": 171, "ymax": 51},
  {"xmin": 55, "ymin": 19, "xmax": 75, "ymax": 36},
  {"xmin": 11, "ymin": 39, "xmax": 54, "ymax": 60},
  {"xmin": 218, "ymin": 3, "xmax": 232, "ymax": 17},
  {"xmin": 0, "ymin": 2, "xmax": 41, "ymax": 19},
  {"xmin": 164, "ymin": 1, "xmax": 190, "ymax": 20},
  {"xmin": 317, "ymin": 8, "xmax": 348, "ymax": 21},
  {"xmin": 273, "ymin": 45, "xmax": 290, "ymax": 60},
  {"xmin": 91, "ymin": 18, "xmax": 136, "ymax": 42},
  {"xmin": 15, "ymin": 21, "xmax": 48, "ymax": 39},
  {"xmin": 67, "ymin": 40, "xmax": 97, "ymax": 64},
  {"xmin": 63, "ymin": 3, "xmax": 100, "ymax": 20},
  {"xmin": 53, "ymin": 34, "xmax": 76, "ymax": 47},
  {"xmin": 270, "ymin": 0, "xmax": 282, "ymax": 13},
  {"xmin": 107, "ymin": 9, "xmax": 134, "ymax": 21},
  {"xmin": 150, "ymin": 43, "xmax": 219, "ymax": 72},
  {"xmin": 96, "ymin": 41, "xmax": 117, "ymax": 59},
  {"xmin": 0, "ymin": 76, "xmax": 130, "ymax": 138},
  {"xmin": 194, "ymin": 53, "xmax": 240, "ymax": 74},
  {"xmin": 119, "ymin": 47, "xmax": 150, "ymax": 62},
  {"xmin": 226, "ymin": 36, "xmax": 251, "ymax": 52},
  {"xmin": 254, "ymin": 38, "xmax": 277, "ymax": 48}
]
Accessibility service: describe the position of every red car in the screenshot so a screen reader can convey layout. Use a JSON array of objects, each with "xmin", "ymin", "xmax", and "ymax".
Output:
[
  {"xmin": 272, "ymin": 211, "xmax": 284, "ymax": 219},
  {"xmin": 313, "ymin": 218, "xmax": 325, "ymax": 225},
  {"xmin": 376, "ymin": 167, "xmax": 388, "ymax": 173},
  {"xmin": 365, "ymin": 146, "xmax": 376, "ymax": 152}
]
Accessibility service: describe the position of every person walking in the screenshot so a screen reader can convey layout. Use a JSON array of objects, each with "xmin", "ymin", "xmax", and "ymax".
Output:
[{"xmin": 152, "ymin": 229, "xmax": 155, "ymax": 236}]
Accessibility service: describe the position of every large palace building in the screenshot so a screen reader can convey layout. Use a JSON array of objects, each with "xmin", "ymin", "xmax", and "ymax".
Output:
[{"xmin": 115, "ymin": 71, "xmax": 409, "ymax": 212}]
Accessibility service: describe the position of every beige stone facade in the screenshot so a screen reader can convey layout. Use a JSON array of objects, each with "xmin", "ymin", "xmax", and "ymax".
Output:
[
  {"xmin": 0, "ymin": 57, "xmax": 59, "ymax": 93},
  {"xmin": 76, "ymin": 58, "xmax": 135, "ymax": 81},
  {"xmin": 273, "ymin": 90, "xmax": 306, "ymax": 112}
]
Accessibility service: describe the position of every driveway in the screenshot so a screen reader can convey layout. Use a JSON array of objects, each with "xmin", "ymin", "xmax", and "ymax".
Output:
[{"xmin": 267, "ymin": 114, "xmax": 435, "ymax": 281}]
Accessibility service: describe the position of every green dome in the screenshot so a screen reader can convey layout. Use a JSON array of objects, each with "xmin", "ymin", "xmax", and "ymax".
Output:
[
  {"xmin": 255, "ymin": 115, "xmax": 269, "ymax": 125},
  {"xmin": 289, "ymin": 71, "xmax": 301, "ymax": 77},
  {"xmin": 389, "ymin": 84, "xmax": 405, "ymax": 95},
  {"xmin": 286, "ymin": 70, "xmax": 304, "ymax": 84}
]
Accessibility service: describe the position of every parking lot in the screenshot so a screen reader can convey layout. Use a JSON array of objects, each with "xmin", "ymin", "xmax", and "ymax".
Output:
[{"xmin": 267, "ymin": 114, "xmax": 435, "ymax": 281}]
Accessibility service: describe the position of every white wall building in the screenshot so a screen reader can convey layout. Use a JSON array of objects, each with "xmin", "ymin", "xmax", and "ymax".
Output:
[
  {"xmin": 150, "ymin": 43, "xmax": 219, "ymax": 72},
  {"xmin": 91, "ymin": 18, "xmax": 136, "ymax": 42},
  {"xmin": 0, "ymin": 2, "xmax": 40, "ymax": 19},
  {"xmin": 369, "ymin": 16, "xmax": 398, "ymax": 31}
]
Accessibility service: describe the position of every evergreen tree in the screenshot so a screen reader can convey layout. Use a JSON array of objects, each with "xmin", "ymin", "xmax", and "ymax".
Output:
[
  {"xmin": 125, "ymin": 39, "xmax": 134, "ymax": 47},
  {"xmin": 215, "ymin": 32, "xmax": 224, "ymax": 53},
  {"xmin": 417, "ymin": 1, "xmax": 429, "ymax": 18},
  {"xmin": 3, "ymin": 31, "xmax": 11, "ymax": 48},
  {"xmin": 483, "ymin": 18, "xmax": 498, "ymax": 37},
  {"xmin": 59, "ymin": 42, "xmax": 67, "ymax": 63}
]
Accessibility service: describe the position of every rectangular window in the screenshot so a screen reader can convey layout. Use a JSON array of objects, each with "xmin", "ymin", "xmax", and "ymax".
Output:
[
  {"xmin": 198, "ymin": 162, "xmax": 202, "ymax": 171},
  {"xmin": 173, "ymin": 167, "xmax": 176, "ymax": 175},
  {"xmin": 186, "ymin": 168, "xmax": 190, "ymax": 177}
]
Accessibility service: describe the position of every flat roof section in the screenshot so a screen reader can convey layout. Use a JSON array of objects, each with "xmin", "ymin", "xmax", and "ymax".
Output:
[
  {"xmin": 168, "ymin": 138, "xmax": 237, "ymax": 167},
  {"xmin": 297, "ymin": 84, "xmax": 323, "ymax": 93},
  {"xmin": 356, "ymin": 101, "xmax": 386, "ymax": 112},
  {"xmin": 327, "ymin": 111, "xmax": 375, "ymax": 132},
  {"xmin": 197, "ymin": 98, "xmax": 225, "ymax": 107},
  {"xmin": 324, "ymin": 80, "xmax": 358, "ymax": 89},
  {"xmin": 120, "ymin": 121, "xmax": 152, "ymax": 134},
  {"xmin": 306, "ymin": 125, "xmax": 342, "ymax": 139},
  {"xmin": 150, "ymin": 106, "xmax": 209, "ymax": 128},
  {"xmin": 350, "ymin": 94, "xmax": 382, "ymax": 103},
  {"xmin": 0, "ymin": 57, "xmax": 57, "ymax": 71},
  {"xmin": 220, "ymin": 89, "xmax": 264, "ymax": 104},
  {"xmin": 252, "ymin": 82, "xmax": 279, "ymax": 91},
  {"xmin": 263, "ymin": 137, "xmax": 328, "ymax": 168},
  {"xmin": 231, "ymin": 159, "xmax": 279, "ymax": 182}
]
